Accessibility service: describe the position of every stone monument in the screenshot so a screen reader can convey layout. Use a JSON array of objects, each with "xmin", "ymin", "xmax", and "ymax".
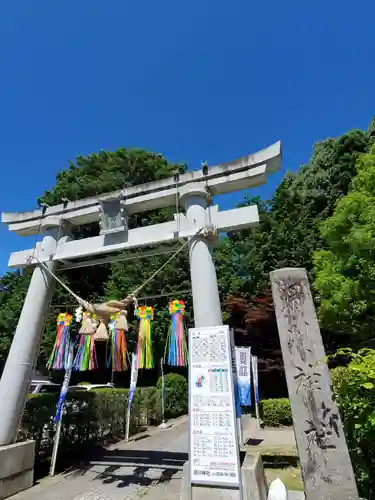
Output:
[{"xmin": 270, "ymin": 267, "xmax": 359, "ymax": 500}]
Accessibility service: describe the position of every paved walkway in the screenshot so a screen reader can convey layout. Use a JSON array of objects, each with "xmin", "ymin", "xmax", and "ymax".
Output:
[
  {"xmin": 242, "ymin": 416, "xmax": 297, "ymax": 454},
  {"xmin": 12, "ymin": 417, "xmax": 189, "ymax": 500},
  {"xmin": 12, "ymin": 416, "xmax": 301, "ymax": 500}
]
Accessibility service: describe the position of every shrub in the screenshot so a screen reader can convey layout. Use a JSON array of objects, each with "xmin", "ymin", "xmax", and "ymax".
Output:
[
  {"xmin": 157, "ymin": 373, "xmax": 188, "ymax": 418},
  {"xmin": 261, "ymin": 398, "xmax": 292, "ymax": 427},
  {"xmin": 330, "ymin": 349, "xmax": 375, "ymax": 499},
  {"xmin": 18, "ymin": 385, "xmax": 183, "ymax": 473}
]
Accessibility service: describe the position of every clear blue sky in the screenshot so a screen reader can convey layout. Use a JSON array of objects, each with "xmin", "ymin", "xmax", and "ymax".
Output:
[{"xmin": 1, "ymin": 0, "xmax": 374, "ymax": 273}]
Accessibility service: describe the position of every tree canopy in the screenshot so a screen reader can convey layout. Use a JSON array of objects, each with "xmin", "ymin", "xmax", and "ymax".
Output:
[
  {"xmin": 216, "ymin": 125, "xmax": 373, "ymax": 300},
  {"xmin": 38, "ymin": 148, "xmax": 184, "ymax": 206},
  {"xmin": 314, "ymin": 144, "xmax": 375, "ymax": 345}
]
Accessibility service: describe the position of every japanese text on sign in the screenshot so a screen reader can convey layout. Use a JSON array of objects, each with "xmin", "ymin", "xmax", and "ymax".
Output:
[
  {"xmin": 189, "ymin": 325, "xmax": 241, "ymax": 487},
  {"xmin": 235, "ymin": 347, "xmax": 252, "ymax": 407}
]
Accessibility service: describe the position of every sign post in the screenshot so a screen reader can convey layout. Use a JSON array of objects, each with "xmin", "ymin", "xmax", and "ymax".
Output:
[
  {"xmin": 125, "ymin": 353, "xmax": 138, "ymax": 442},
  {"xmin": 50, "ymin": 342, "xmax": 74, "ymax": 476},
  {"xmin": 188, "ymin": 325, "xmax": 243, "ymax": 499},
  {"xmin": 251, "ymin": 355, "xmax": 260, "ymax": 429}
]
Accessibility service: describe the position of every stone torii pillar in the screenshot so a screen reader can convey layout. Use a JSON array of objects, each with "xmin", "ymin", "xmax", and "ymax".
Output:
[
  {"xmin": 0, "ymin": 142, "xmax": 281, "ymax": 498},
  {"xmin": 180, "ymin": 184, "xmax": 222, "ymax": 327},
  {"xmin": 0, "ymin": 223, "xmax": 71, "ymax": 446}
]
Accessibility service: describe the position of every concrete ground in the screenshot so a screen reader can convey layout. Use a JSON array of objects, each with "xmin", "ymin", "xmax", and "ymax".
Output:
[
  {"xmin": 12, "ymin": 416, "xmax": 189, "ymax": 500},
  {"xmin": 242, "ymin": 416, "xmax": 297, "ymax": 454},
  {"xmin": 11, "ymin": 416, "xmax": 303, "ymax": 500}
]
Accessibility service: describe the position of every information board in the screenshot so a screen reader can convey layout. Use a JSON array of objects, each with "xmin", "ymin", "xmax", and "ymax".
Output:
[{"xmin": 188, "ymin": 325, "xmax": 241, "ymax": 487}]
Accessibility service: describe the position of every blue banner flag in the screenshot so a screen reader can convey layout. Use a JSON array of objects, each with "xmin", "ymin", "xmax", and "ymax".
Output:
[
  {"xmin": 54, "ymin": 343, "xmax": 74, "ymax": 424},
  {"xmin": 235, "ymin": 347, "xmax": 252, "ymax": 407}
]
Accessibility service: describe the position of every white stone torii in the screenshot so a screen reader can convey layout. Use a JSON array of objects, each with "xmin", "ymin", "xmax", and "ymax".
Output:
[{"xmin": 0, "ymin": 141, "xmax": 281, "ymax": 452}]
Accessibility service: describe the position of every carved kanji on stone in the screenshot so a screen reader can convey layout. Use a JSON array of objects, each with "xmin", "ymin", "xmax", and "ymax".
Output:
[{"xmin": 270, "ymin": 268, "xmax": 359, "ymax": 500}]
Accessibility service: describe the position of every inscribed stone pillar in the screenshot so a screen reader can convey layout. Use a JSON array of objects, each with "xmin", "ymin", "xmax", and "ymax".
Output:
[{"xmin": 270, "ymin": 268, "xmax": 359, "ymax": 500}]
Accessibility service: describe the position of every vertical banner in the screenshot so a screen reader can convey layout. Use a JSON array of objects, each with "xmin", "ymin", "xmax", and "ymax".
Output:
[
  {"xmin": 251, "ymin": 355, "xmax": 260, "ymax": 429},
  {"xmin": 50, "ymin": 342, "xmax": 74, "ymax": 476},
  {"xmin": 160, "ymin": 357, "xmax": 165, "ymax": 422},
  {"xmin": 235, "ymin": 347, "xmax": 251, "ymax": 407},
  {"xmin": 230, "ymin": 330, "xmax": 242, "ymax": 418},
  {"xmin": 125, "ymin": 353, "xmax": 138, "ymax": 441},
  {"xmin": 128, "ymin": 353, "xmax": 138, "ymax": 409},
  {"xmin": 159, "ymin": 358, "xmax": 171, "ymax": 429},
  {"xmin": 251, "ymin": 355, "xmax": 259, "ymax": 404},
  {"xmin": 54, "ymin": 342, "xmax": 74, "ymax": 423},
  {"xmin": 230, "ymin": 329, "xmax": 243, "ymax": 447}
]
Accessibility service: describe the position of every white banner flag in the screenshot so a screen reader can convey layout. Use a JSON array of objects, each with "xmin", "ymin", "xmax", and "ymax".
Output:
[
  {"xmin": 128, "ymin": 353, "xmax": 138, "ymax": 408},
  {"xmin": 252, "ymin": 355, "xmax": 259, "ymax": 403}
]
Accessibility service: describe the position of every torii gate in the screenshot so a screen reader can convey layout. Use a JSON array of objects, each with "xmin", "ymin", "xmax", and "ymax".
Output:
[{"xmin": 0, "ymin": 142, "xmax": 281, "ymax": 493}]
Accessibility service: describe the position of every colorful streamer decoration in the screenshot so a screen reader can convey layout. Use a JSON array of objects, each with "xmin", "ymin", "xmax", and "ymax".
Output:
[
  {"xmin": 166, "ymin": 299, "xmax": 188, "ymax": 366},
  {"xmin": 136, "ymin": 306, "xmax": 154, "ymax": 369},
  {"xmin": 73, "ymin": 334, "xmax": 97, "ymax": 371},
  {"xmin": 107, "ymin": 312, "xmax": 128, "ymax": 371},
  {"xmin": 47, "ymin": 313, "xmax": 72, "ymax": 370}
]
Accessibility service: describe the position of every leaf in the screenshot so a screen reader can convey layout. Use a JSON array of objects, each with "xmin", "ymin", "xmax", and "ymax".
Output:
[{"xmin": 361, "ymin": 382, "xmax": 374, "ymax": 390}]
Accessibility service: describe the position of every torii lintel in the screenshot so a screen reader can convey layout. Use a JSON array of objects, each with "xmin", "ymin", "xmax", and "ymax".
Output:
[{"xmin": 2, "ymin": 141, "xmax": 281, "ymax": 237}]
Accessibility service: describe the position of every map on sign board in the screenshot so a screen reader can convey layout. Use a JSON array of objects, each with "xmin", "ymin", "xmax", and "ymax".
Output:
[{"xmin": 188, "ymin": 325, "xmax": 241, "ymax": 487}]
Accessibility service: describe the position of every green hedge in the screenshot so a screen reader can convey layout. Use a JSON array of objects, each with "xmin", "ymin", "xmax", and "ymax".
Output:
[
  {"xmin": 19, "ymin": 385, "xmax": 185, "ymax": 472},
  {"xmin": 258, "ymin": 351, "xmax": 375, "ymax": 498},
  {"xmin": 157, "ymin": 373, "xmax": 188, "ymax": 418},
  {"xmin": 261, "ymin": 398, "xmax": 292, "ymax": 427},
  {"xmin": 331, "ymin": 353, "xmax": 375, "ymax": 499}
]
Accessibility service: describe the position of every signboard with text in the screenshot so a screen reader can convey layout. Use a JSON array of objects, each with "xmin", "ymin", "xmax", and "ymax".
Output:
[{"xmin": 188, "ymin": 325, "xmax": 241, "ymax": 487}]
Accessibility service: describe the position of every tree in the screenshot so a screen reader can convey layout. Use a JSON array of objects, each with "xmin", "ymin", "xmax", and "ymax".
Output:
[
  {"xmin": 217, "ymin": 125, "xmax": 373, "ymax": 302},
  {"xmin": 314, "ymin": 145, "xmax": 375, "ymax": 345},
  {"xmin": 38, "ymin": 148, "xmax": 184, "ymax": 206},
  {"xmin": 0, "ymin": 271, "xmax": 31, "ymax": 371}
]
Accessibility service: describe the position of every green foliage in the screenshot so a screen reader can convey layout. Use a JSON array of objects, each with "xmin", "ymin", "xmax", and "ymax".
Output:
[
  {"xmin": 0, "ymin": 271, "xmax": 31, "ymax": 371},
  {"xmin": 157, "ymin": 373, "xmax": 188, "ymax": 418},
  {"xmin": 314, "ymin": 145, "xmax": 375, "ymax": 343},
  {"xmin": 20, "ymin": 385, "xmax": 185, "ymax": 471},
  {"xmin": 260, "ymin": 398, "xmax": 292, "ymax": 427},
  {"xmin": 217, "ymin": 127, "xmax": 373, "ymax": 303},
  {"xmin": 38, "ymin": 148, "xmax": 185, "ymax": 206},
  {"xmin": 330, "ymin": 349, "xmax": 375, "ymax": 498}
]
